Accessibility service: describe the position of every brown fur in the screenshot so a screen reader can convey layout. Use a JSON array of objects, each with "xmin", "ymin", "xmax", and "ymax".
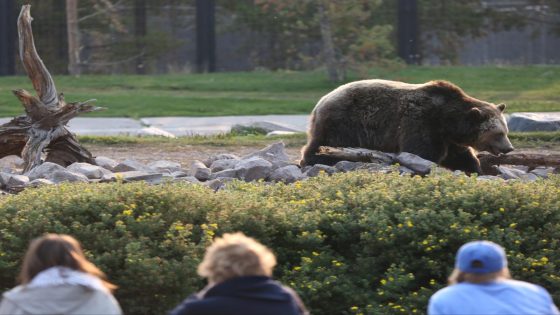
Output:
[{"xmin": 300, "ymin": 79, "xmax": 513, "ymax": 173}]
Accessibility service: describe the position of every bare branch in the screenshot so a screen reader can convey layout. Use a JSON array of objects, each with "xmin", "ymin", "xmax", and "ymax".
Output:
[{"xmin": 17, "ymin": 5, "xmax": 59, "ymax": 108}]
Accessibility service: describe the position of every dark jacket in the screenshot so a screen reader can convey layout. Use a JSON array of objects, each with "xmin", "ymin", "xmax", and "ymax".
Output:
[{"xmin": 169, "ymin": 276, "xmax": 309, "ymax": 315}]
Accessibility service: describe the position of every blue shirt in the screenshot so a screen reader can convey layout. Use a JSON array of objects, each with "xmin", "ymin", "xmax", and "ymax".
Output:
[{"xmin": 428, "ymin": 279, "xmax": 559, "ymax": 315}]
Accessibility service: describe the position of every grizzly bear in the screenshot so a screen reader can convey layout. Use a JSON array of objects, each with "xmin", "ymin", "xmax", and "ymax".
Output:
[{"xmin": 300, "ymin": 80, "xmax": 514, "ymax": 173}]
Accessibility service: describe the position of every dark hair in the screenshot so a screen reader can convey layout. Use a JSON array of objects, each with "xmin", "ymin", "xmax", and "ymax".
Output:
[{"xmin": 19, "ymin": 234, "xmax": 116, "ymax": 292}]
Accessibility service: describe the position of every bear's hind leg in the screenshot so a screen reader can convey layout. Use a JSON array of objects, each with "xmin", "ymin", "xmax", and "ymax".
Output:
[
  {"xmin": 300, "ymin": 140, "xmax": 342, "ymax": 166},
  {"xmin": 441, "ymin": 144, "xmax": 482, "ymax": 174}
]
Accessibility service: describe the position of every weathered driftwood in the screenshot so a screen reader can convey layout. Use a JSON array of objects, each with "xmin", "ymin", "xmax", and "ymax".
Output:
[
  {"xmin": 478, "ymin": 152, "xmax": 560, "ymax": 175},
  {"xmin": 0, "ymin": 5, "xmax": 102, "ymax": 173},
  {"xmin": 318, "ymin": 146, "xmax": 560, "ymax": 175}
]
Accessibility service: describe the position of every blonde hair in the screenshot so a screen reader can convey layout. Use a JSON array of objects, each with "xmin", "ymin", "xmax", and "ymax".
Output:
[
  {"xmin": 19, "ymin": 234, "xmax": 116, "ymax": 292},
  {"xmin": 197, "ymin": 232, "xmax": 277, "ymax": 284},
  {"xmin": 448, "ymin": 267, "xmax": 511, "ymax": 285}
]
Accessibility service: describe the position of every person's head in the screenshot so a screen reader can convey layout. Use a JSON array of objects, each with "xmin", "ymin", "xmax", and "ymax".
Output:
[
  {"xmin": 197, "ymin": 232, "xmax": 277, "ymax": 284},
  {"xmin": 19, "ymin": 234, "xmax": 116, "ymax": 291},
  {"xmin": 448, "ymin": 240, "xmax": 511, "ymax": 285}
]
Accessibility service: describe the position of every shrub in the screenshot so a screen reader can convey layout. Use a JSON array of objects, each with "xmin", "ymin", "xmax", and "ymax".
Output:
[{"xmin": 0, "ymin": 172, "xmax": 559, "ymax": 315}]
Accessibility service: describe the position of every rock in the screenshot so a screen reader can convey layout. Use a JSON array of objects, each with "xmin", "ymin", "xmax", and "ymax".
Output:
[
  {"xmin": 210, "ymin": 159, "xmax": 239, "ymax": 172},
  {"xmin": 496, "ymin": 166, "xmax": 526, "ymax": 180},
  {"xmin": 204, "ymin": 154, "xmax": 240, "ymax": 168},
  {"xmin": 148, "ymin": 160, "xmax": 182, "ymax": 173},
  {"xmin": 113, "ymin": 159, "xmax": 152, "ymax": 172},
  {"xmin": 210, "ymin": 169, "xmax": 239, "ymax": 180},
  {"xmin": 26, "ymin": 162, "xmax": 66, "ymax": 180},
  {"xmin": 0, "ymin": 172, "xmax": 29, "ymax": 188},
  {"xmin": 507, "ymin": 112, "xmax": 560, "ymax": 132},
  {"xmin": 0, "ymin": 155, "xmax": 24, "ymax": 169},
  {"xmin": 173, "ymin": 176, "xmax": 200, "ymax": 183},
  {"xmin": 49, "ymin": 170, "xmax": 89, "ymax": 183},
  {"xmin": 67, "ymin": 163, "xmax": 113, "ymax": 180},
  {"xmin": 335, "ymin": 161, "xmax": 364, "ymax": 172},
  {"xmin": 476, "ymin": 175, "xmax": 504, "ymax": 181},
  {"xmin": 269, "ymin": 165, "xmax": 304, "ymax": 183},
  {"xmin": 205, "ymin": 178, "xmax": 234, "ymax": 191},
  {"xmin": 235, "ymin": 157, "xmax": 273, "ymax": 182},
  {"xmin": 305, "ymin": 164, "xmax": 337, "ymax": 177},
  {"xmin": 530, "ymin": 166, "xmax": 556, "ymax": 179},
  {"xmin": 27, "ymin": 178, "xmax": 55, "ymax": 187},
  {"xmin": 242, "ymin": 142, "xmax": 291, "ymax": 167},
  {"xmin": 170, "ymin": 170, "xmax": 190, "ymax": 178},
  {"xmin": 518, "ymin": 173, "xmax": 539, "ymax": 182},
  {"xmin": 510, "ymin": 165, "xmax": 530, "ymax": 173},
  {"xmin": 356, "ymin": 163, "xmax": 391, "ymax": 173},
  {"xmin": 396, "ymin": 152, "xmax": 436, "ymax": 175},
  {"xmin": 116, "ymin": 171, "xmax": 163, "ymax": 183},
  {"xmin": 191, "ymin": 160, "xmax": 211, "ymax": 181},
  {"xmin": 399, "ymin": 166, "xmax": 415, "ymax": 175},
  {"xmin": 0, "ymin": 190, "xmax": 8, "ymax": 196},
  {"xmin": 94, "ymin": 156, "xmax": 119, "ymax": 171}
]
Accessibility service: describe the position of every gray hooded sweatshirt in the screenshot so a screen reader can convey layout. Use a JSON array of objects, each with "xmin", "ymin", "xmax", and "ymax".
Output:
[{"xmin": 0, "ymin": 284, "xmax": 122, "ymax": 315}]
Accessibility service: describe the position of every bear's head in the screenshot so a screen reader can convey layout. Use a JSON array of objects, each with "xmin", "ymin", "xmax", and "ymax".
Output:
[
  {"xmin": 467, "ymin": 103, "xmax": 514, "ymax": 156},
  {"xmin": 422, "ymin": 81, "xmax": 514, "ymax": 156}
]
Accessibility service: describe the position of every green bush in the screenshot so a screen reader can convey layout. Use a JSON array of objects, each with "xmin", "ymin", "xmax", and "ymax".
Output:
[{"xmin": 0, "ymin": 173, "xmax": 559, "ymax": 315}]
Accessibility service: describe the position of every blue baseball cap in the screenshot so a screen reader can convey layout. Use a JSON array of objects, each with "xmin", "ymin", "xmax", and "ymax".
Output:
[{"xmin": 456, "ymin": 241, "xmax": 507, "ymax": 274}]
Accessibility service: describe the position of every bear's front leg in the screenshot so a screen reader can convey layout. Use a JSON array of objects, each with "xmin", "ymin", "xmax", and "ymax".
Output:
[{"xmin": 440, "ymin": 144, "xmax": 482, "ymax": 174}]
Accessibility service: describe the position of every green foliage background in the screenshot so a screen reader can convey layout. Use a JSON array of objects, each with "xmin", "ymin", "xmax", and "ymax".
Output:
[{"xmin": 1, "ymin": 172, "xmax": 559, "ymax": 315}]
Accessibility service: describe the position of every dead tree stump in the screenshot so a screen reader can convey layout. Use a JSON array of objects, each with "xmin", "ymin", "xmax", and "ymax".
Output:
[{"xmin": 0, "ymin": 5, "xmax": 102, "ymax": 173}]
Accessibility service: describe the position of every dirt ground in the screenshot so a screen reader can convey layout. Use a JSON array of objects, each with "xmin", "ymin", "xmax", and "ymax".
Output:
[
  {"xmin": 87, "ymin": 143, "xmax": 304, "ymax": 166},
  {"xmin": 87, "ymin": 143, "xmax": 559, "ymax": 168}
]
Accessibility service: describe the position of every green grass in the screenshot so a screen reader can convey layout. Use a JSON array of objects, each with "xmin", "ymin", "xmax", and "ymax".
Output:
[
  {"xmin": 78, "ymin": 131, "xmax": 559, "ymax": 150},
  {"xmin": 1, "ymin": 66, "xmax": 559, "ymax": 117}
]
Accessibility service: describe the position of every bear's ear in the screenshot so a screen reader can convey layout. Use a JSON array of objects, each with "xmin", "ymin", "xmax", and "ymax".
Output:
[
  {"xmin": 497, "ymin": 103, "xmax": 506, "ymax": 112},
  {"xmin": 468, "ymin": 107, "xmax": 483, "ymax": 121}
]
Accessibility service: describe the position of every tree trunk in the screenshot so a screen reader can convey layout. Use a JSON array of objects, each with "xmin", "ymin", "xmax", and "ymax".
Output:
[
  {"xmin": 478, "ymin": 152, "xmax": 560, "ymax": 175},
  {"xmin": 134, "ymin": 0, "xmax": 147, "ymax": 74},
  {"xmin": 317, "ymin": 146, "xmax": 560, "ymax": 175},
  {"xmin": 0, "ymin": 5, "xmax": 102, "ymax": 173},
  {"xmin": 66, "ymin": 0, "xmax": 81, "ymax": 76},
  {"xmin": 317, "ymin": 0, "xmax": 341, "ymax": 83}
]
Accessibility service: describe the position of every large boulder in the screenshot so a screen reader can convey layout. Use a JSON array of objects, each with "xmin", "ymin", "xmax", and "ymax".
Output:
[
  {"xmin": 94, "ymin": 156, "xmax": 119, "ymax": 171},
  {"xmin": 242, "ymin": 142, "xmax": 291, "ymax": 167},
  {"xmin": 191, "ymin": 161, "xmax": 211, "ymax": 181},
  {"xmin": 116, "ymin": 171, "xmax": 163, "ymax": 183},
  {"xmin": 507, "ymin": 112, "xmax": 560, "ymax": 132},
  {"xmin": 210, "ymin": 159, "xmax": 239, "ymax": 172},
  {"xmin": 396, "ymin": 152, "xmax": 436, "ymax": 175},
  {"xmin": 49, "ymin": 170, "xmax": 89, "ymax": 183},
  {"xmin": 234, "ymin": 157, "xmax": 273, "ymax": 182},
  {"xmin": 0, "ymin": 172, "xmax": 29, "ymax": 189},
  {"xmin": 113, "ymin": 159, "xmax": 153, "ymax": 173},
  {"xmin": 305, "ymin": 164, "xmax": 337, "ymax": 177},
  {"xmin": 269, "ymin": 165, "xmax": 304, "ymax": 183},
  {"xmin": 26, "ymin": 162, "xmax": 66, "ymax": 180},
  {"xmin": 204, "ymin": 154, "xmax": 240, "ymax": 168},
  {"xmin": 67, "ymin": 163, "xmax": 114, "ymax": 180},
  {"xmin": 148, "ymin": 160, "xmax": 182, "ymax": 173}
]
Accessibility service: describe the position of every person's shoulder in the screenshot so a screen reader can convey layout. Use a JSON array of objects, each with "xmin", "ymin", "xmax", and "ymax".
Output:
[
  {"xmin": 503, "ymin": 279, "xmax": 550, "ymax": 294},
  {"xmin": 431, "ymin": 283, "xmax": 471, "ymax": 299}
]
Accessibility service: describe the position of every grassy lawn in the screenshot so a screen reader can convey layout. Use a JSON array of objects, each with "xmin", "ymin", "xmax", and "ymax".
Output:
[
  {"xmin": 78, "ymin": 131, "xmax": 560, "ymax": 150},
  {"xmin": 1, "ymin": 66, "xmax": 559, "ymax": 118}
]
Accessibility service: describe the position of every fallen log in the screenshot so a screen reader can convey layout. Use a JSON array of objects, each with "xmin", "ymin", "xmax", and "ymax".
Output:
[
  {"xmin": 317, "ymin": 146, "xmax": 560, "ymax": 175},
  {"xmin": 0, "ymin": 5, "xmax": 103, "ymax": 173},
  {"xmin": 478, "ymin": 152, "xmax": 560, "ymax": 175}
]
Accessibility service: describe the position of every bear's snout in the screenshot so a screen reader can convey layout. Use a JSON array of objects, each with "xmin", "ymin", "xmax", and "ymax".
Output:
[{"xmin": 500, "ymin": 145, "xmax": 514, "ymax": 154}]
